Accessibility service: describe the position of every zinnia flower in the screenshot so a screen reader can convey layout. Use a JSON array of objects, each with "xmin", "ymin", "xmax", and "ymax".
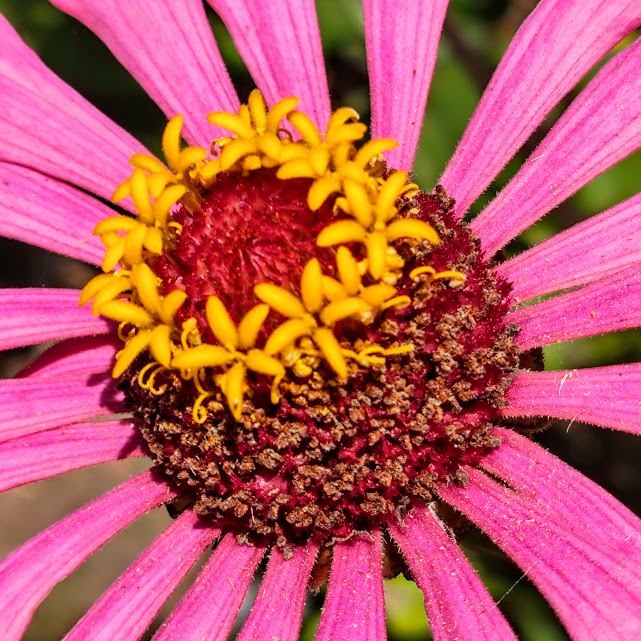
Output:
[{"xmin": 1, "ymin": 1, "xmax": 641, "ymax": 640}]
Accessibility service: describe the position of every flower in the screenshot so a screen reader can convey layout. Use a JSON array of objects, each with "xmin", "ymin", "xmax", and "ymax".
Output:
[{"xmin": 1, "ymin": 1, "xmax": 641, "ymax": 641}]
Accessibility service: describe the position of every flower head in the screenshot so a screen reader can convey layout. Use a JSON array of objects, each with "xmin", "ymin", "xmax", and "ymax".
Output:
[{"xmin": 1, "ymin": 1, "xmax": 641, "ymax": 641}]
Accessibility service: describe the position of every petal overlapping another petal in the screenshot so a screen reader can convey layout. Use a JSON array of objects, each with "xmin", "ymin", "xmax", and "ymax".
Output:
[
  {"xmin": 50, "ymin": 0, "xmax": 239, "ymax": 147},
  {"xmin": 363, "ymin": 0, "xmax": 448, "ymax": 170},
  {"xmin": 0, "ymin": 163, "xmax": 110, "ymax": 266},
  {"xmin": 0, "ymin": 372, "xmax": 124, "ymax": 443},
  {"xmin": 502, "ymin": 365, "xmax": 641, "ymax": 434},
  {"xmin": 496, "ymin": 191, "xmax": 641, "ymax": 302},
  {"xmin": 63, "ymin": 510, "xmax": 219, "ymax": 641},
  {"xmin": 509, "ymin": 265, "xmax": 641, "ymax": 350},
  {"xmin": 441, "ymin": 0, "xmax": 641, "ymax": 216},
  {"xmin": 0, "ymin": 288, "xmax": 112, "ymax": 352},
  {"xmin": 18, "ymin": 336, "xmax": 119, "ymax": 379},
  {"xmin": 471, "ymin": 36, "xmax": 641, "ymax": 255},
  {"xmin": 236, "ymin": 543, "xmax": 318, "ymax": 641},
  {"xmin": 390, "ymin": 507, "xmax": 518, "ymax": 641},
  {"xmin": 439, "ymin": 466, "xmax": 641, "ymax": 641},
  {"xmin": 152, "ymin": 533, "xmax": 265, "ymax": 641},
  {"xmin": 0, "ymin": 419, "xmax": 143, "ymax": 493},
  {"xmin": 0, "ymin": 469, "xmax": 175, "ymax": 641},
  {"xmin": 315, "ymin": 531, "xmax": 386, "ymax": 641},
  {"xmin": 0, "ymin": 15, "xmax": 146, "ymax": 210},
  {"xmin": 209, "ymin": 0, "xmax": 330, "ymax": 130}
]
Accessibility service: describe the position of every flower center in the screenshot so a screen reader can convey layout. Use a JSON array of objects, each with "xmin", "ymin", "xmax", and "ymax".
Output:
[{"xmin": 81, "ymin": 91, "xmax": 520, "ymax": 549}]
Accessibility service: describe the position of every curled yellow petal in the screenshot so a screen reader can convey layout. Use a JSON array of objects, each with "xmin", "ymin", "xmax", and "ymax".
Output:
[
  {"xmin": 265, "ymin": 96, "xmax": 299, "ymax": 132},
  {"xmin": 246, "ymin": 349, "xmax": 286, "ymax": 377},
  {"xmin": 129, "ymin": 153, "xmax": 166, "ymax": 173},
  {"xmin": 225, "ymin": 361, "xmax": 247, "ymax": 421},
  {"xmin": 122, "ymin": 222, "xmax": 147, "ymax": 266},
  {"xmin": 206, "ymin": 296, "xmax": 238, "ymax": 348},
  {"xmin": 79, "ymin": 273, "xmax": 117, "ymax": 307},
  {"xmin": 162, "ymin": 115, "xmax": 184, "ymax": 170},
  {"xmin": 385, "ymin": 219, "xmax": 440, "ymax": 244},
  {"xmin": 277, "ymin": 158, "xmax": 315, "ymax": 180},
  {"xmin": 149, "ymin": 324, "xmax": 173, "ymax": 367},
  {"xmin": 365, "ymin": 231, "xmax": 388, "ymax": 280},
  {"xmin": 353, "ymin": 139, "xmax": 398, "ymax": 168},
  {"xmin": 171, "ymin": 344, "xmax": 234, "ymax": 370},
  {"xmin": 287, "ymin": 110, "xmax": 321, "ymax": 146},
  {"xmin": 238, "ymin": 303, "xmax": 270, "ymax": 350},
  {"xmin": 307, "ymin": 176, "xmax": 342, "ymax": 210},
  {"xmin": 176, "ymin": 146, "xmax": 208, "ymax": 174},
  {"xmin": 129, "ymin": 168, "xmax": 154, "ymax": 223},
  {"xmin": 342, "ymin": 179, "xmax": 374, "ymax": 227},
  {"xmin": 316, "ymin": 220, "xmax": 367, "ymax": 247},
  {"xmin": 131, "ymin": 263, "xmax": 161, "ymax": 316},
  {"xmin": 327, "ymin": 106, "xmax": 359, "ymax": 131},
  {"xmin": 321, "ymin": 276, "xmax": 347, "ymax": 302},
  {"xmin": 264, "ymin": 318, "xmax": 313, "ymax": 356},
  {"xmin": 207, "ymin": 111, "xmax": 255, "ymax": 139},
  {"xmin": 312, "ymin": 327, "xmax": 348, "ymax": 379},
  {"xmin": 319, "ymin": 297, "xmax": 370, "ymax": 326},
  {"xmin": 220, "ymin": 138, "xmax": 258, "ymax": 171},
  {"xmin": 248, "ymin": 89, "xmax": 267, "ymax": 131},
  {"xmin": 360, "ymin": 283, "xmax": 397, "ymax": 307},
  {"xmin": 254, "ymin": 283, "xmax": 306, "ymax": 319},
  {"xmin": 324, "ymin": 122, "xmax": 367, "ymax": 147},
  {"xmin": 375, "ymin": 170, "xmax": 408, "ymax": 223},
  {"xmin": 91, "ymin": 276, "xmax": 132, "ymax": 315},
  {"xmin": 112, "ymin": 330, "xmax": 152, "ymax": 378},
  {"xmin": 336, "ymin": 246, "xmax": 361, "ymax": 296},
  {"xmin": 99, "ymin": 300, "xmax": 154, "ymax": 328},
  {"xmin": 93, "ymin": 215, "xmax": 137, "ymax": 236},
  {"xmin": 142, "ymin": 227, "xmax": 163, "ymax": 255},
  {"xmin": 159, "ymin": 289, "xmax": 187, "ymax": 325}
]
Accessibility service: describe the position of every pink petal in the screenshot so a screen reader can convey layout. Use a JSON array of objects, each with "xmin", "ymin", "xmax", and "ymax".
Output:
[
  {"xmin": 236, "ymin": 543, "xmax": 318, "ymax": 641},
  {"xmin": 315, "ymin": 531, "xmax": 386, "ymax": 641},
  {"xmin": 208, "ymin": 0, "xmax": 330, "ymax": 130},
  {"xmin": 502, "ymin": 365, "xmax": 641, "ymax": 434},
  {"xmin": 509, "ymin": 265, "xmax": 641, "ymax": 350},
  {"xmin": 389, "ymin": 507, "xmax": 518, "ymax": 641},
  {"xmin": 0, "ymin": 15, "xmax": 146, "ymax": 210},
  {"xmin": 64, "ymin": 510, "xmax": 219, "ymax": 641},
  {"xmin": 363, "ymin": 0, "xmax": 448, "ymax": 171},
  {"xmin": 0, "ymin": 419, "xmax": 144, "ymax": 492},
  {"xmin": 470, "ymin": 36, "xmax": 641, "ymax": 255},
  {"xmin": 439, "ymin": 467, "xmax": 641, "ymax": 641},
  {"xmin": 440, "ymin": 0, "xmax": 641, "ymax": 217},
  {"xmin": 152, "ymin": 533, "xmax": 265, "ymax": 641},
  {"xmin": 0, "ymin": 288, "xmax": 112, "ymax": 351},
  {"xmin": 0, "ymin": 372, "xmax": 124, "ymax": 443},
  {"xmin": 496, "ymin": 191, "xmax": 641, "ymax": 302},
  {"xmin": 0, "ymin": 469, "xmax": 175, "ymax": 641},
  {"xmin": 483, "ymin": 428, "xmax": 641, "ymax": 545},
  {"xmin": 50, "ymin": 0, "xmax": 239, "ymax": 147},
  {"xmin": 18, "ymin": 336, "xmax": 119, "ymax": 379},
  {"xmin": 0, "ymin": 163, "xmax": 109, "ymax": 266}
]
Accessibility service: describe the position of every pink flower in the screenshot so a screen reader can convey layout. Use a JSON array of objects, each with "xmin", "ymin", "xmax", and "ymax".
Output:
[{"xmin": 1, "ymin": 1, "xmax": 641, "ymax": 640}]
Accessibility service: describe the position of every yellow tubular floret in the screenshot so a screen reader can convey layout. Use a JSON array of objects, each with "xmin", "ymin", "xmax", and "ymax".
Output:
[
  {"xmin": 129, "ymin": 153, "xmax": 166, "ymax": 173},
  {"xmin": 342, "ymin": 179, "xmax": 374, "ymax": 227},
  {"xmin": 254, "ymin": 283, "xmax": 307, "ymax": 319},
  {"xmin": 162, "ymin": 116, "xmax": 184, "ymax": 170},
  {"xmin": 99, "ymin": 300, "xmax": 155, "ymax": 328},
  {"xmin": 321, "ymin": 276, "xmax": 348, "ymax": 302},
  {"xmin": 153, "ymin": 184, "xmax": 186, "ymax": 228},
  {"xmin": 360, "ymin": 283, "xmax": 397, "ymax": 307},
  {"xmin": 264, "ymin": 319, "xmax": 314, "ymax": 356},
  {"xmin": 225, "ymin": 362, "xmax": 246, "ymax": 420},
  {"xmin": 353, "ymin": 139, "xmax": 398, "ymax": 168},
  {"xmin": 149, "ymin": 325, "xmax": 173, "ymax": 367},
  {"xmin": 320, "ymin": 297, "xmax": 370, "ymax": 326},
  {"xmin": 91, "ymin": 277, "xmax": 132, "ymax": 315},
  {"xmin": 374, "ymin": 171, "xmax": 407, "ymax": 223},
  {"xmin": 246, "ymin": 349, "xmax": 286, "ymax": 377},
  {"xmin": 265, "ymin": 96, "xmax": 299, "ymax": 132},
  {"xmin": 131, "ymin": 264, "xmax": 161, "ymax": 316},
  {"xmin": 336, "ymin": 246, "xmax": 361, "ymax": 296},
  {"xmin": 312, "ymin": 327, "xmax": 348, "ymax": 379},
  {"xmin": 238, "ymin": 304, "xmax": 270, "ymax": 350},
  {"xmin": 365, "ymin": 231, "xmax": 388, "ymax": 279},
  {"xmin": 206, "ymin": 296, "xmax": 239, "ymax": 348},
  {"xmin": 207, "ymin": 112, "xmax": 255, "ymax": 139},
  {"xmin": 93, "ymin": 215, "xmax": 138, "ymax": 236},
  {"xmin": 385, "ymin": 219, "xmax": 440, "ymax": 244},
  {"xmin": 300, "ymin": 259, "xmax": 324, "ymax": 314},
  {"xmin": 316, "ymin": 220, "xmax": 367, "ymax": 247},
  {"xmin": 248, "ymin": 89, "xmax": 267, "ymax": 131},
  {"xmin": 287, "ymin": 111, "xmax": 322, "ymax": 146},
  {"xmin": 113, "ymin": 330, "xmax": 152, "ymax": 378},
  {"xmin": 171, "ymin": 345, "xmax": 235, "ymax": 370},
  {"xmin": 159, "ymin": 290, "xmax": 187, "ymax": 326},
  {"xmin": 79, "ymin": 273, "xmax": 120, "ymax": 307},
  {"xmin": 130, "ymin": 168, "xmax": 154, "ymax": 224},
  {"xmin": 307, "ymin": 176, "xmax": 342, "ymax": 210}
]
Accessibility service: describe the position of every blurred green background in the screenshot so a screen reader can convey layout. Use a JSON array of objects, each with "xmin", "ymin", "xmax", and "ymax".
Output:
[{"xmin": 0, "ymin": 1, "xmax": 640, "ymax": 640}]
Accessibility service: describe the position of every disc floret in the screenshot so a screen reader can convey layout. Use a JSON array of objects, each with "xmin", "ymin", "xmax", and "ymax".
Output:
[{"xmin": 80, "ymin": 90, "xmax": 464, "ymax": 423}]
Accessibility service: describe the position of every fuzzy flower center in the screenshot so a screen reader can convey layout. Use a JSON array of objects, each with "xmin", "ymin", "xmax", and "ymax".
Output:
[{"xmin": 81, "ymin": 91, "xmax": 520, "ymax": 548}]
